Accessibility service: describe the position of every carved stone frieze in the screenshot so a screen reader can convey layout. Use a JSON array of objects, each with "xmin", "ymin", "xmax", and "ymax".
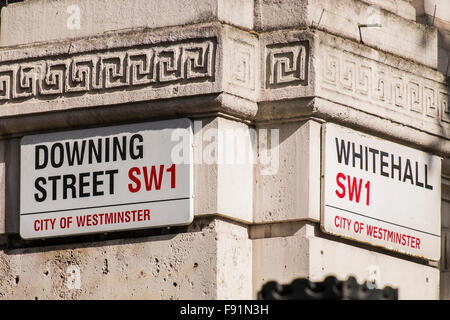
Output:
[
  {"xmin": 0, "ymin": 24, "xmax": 448, "ymax": 155},
  {"xmin": 265, "ymin": 41, "xmax": 309, "ymax": 89},
  {"xmin": 319, "ymin": 47, "xmax": 449, "ymax": 125},
  {"xmin": 0, "ymin": 38, "xmax": 216, "ymax": 103}
]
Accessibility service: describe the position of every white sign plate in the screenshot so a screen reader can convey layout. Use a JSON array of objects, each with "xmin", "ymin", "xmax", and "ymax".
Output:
[
  {"xmin": 20, "ymin": 118, "xmax": 193, "ymax": 239},
  {"xmin": 321, "ymin": 123, "xmax": 441, "ymax": 260}
]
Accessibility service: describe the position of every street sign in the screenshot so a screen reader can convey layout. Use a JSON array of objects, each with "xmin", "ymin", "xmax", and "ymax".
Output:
[
  {"xmin": 20, "ymin": 118, "xmax": 193, "ymax": 239},
  {"xmin": 321, "ymin": 123, "xmax": 441, "ymax": 260}
]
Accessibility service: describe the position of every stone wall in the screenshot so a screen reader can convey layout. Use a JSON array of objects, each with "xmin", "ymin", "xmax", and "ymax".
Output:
[{"xmin": 0, "ymin": 0, "xmax": 448, "ymax": 300}]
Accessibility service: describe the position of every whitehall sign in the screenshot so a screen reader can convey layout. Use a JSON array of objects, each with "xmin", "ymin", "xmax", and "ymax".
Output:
[
  {"xmin": 321, "ymin": 123, "xmax": 441, "ymax": 260},
  {"xmin": 20, "ymin": 118, "xmax": 193, "ymax": 239}
]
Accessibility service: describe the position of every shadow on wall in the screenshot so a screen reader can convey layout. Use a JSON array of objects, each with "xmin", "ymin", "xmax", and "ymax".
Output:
[
  {"xmin": 411, "ymin": 0, "xmax": 450, "ymax": 179},
  {"xmin": 412, "ymin": 0, "xmax": 450, "ymax": 302},
  {"xmin": 412, "ymin": 0, "xmax": 450, "ymax": 78}
]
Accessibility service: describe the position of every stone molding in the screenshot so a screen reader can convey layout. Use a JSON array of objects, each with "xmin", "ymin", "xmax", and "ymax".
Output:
[
  {"xmin": 265, "ymin": 41, "xmax": 309, "ymax": 89},
  {"xmin": 0, "ymin": 23, "xmax": 448, "ymax": 154},
  {"xmin": 318, "ymin": 42, "xmax": 450, "ymax": 137},
  {"xmin": 0, "ymin": 38, "xmax": 216, "ymax": 102}
]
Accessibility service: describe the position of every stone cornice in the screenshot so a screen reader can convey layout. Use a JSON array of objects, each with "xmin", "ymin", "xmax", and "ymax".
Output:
[
  {"xmin": 315, "ymin": 30, "xmax": 449, "ymax": 138},
  {"xmin": 0, "ymin": 22, "xmax": 448, "ymax": 156}
]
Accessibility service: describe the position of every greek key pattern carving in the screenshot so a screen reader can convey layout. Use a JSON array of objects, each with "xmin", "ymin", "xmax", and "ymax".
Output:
[
  {"xmin": 321, "ymin": 50, "xmax": 449, "ymax": 123},
  {"xmin": 265, "ymin": 41, "xmax": 309, "ymax": 88},
  {"xmin": 441, "ymin": 91, "xmax": 450, "ymax": 123},
  {"xmin": 0, "ymin": 39, "xmax": 216, "ymax": 103},
  {"xmin": 229, "ymin": 39, "xmax": 255, "ymax": 90}
]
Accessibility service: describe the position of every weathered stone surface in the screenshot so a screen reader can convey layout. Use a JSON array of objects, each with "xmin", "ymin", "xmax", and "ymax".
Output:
[
  {"xmin": 254, "ymin": 120, "xmax": 321, "ymax": 223},
  {"xmin": 315, "ymin": 30, "xmax": 450, "ymax": 141},
  {"xmin": 258, "ymin": 30, "xmax": 315, "ymax": 101},
  {"xmin": 414, "ymin": 0, "xmax": 450, "ymax": 24},
  {"xmin": 2, "ymin": 0, "xmax": 438, "ymax": 68},
  {"xmin": 222, "ymin": 26, "xmax": 260, "ymax": 102},
  {"xmin": 255, "ymin": 0, "xmax": 437, "ymax": 68},
  {"xmin": 0, "ymin": 24, "xmax": 222, "ymax": 118},
  {"xmin": 0, "ymin": 216, "xmax": 441, "ymax": 299},
  {"xmin": 360, "ymin": 0, "xmax": 416, "ymax": 21},
  {"xmin": 0, "ymin": 24, "xmax": 447, "ymax": 230},
  {"xmin": 194, "ymin": 117, "xmax": 254, "ymax": 223},
  {"xmin": 0, "ymin": 217, "xmax": 252, "ymax": 299},
  {"xmin": 216, "ymin": 219, "xmax": 252, "ymax": 299},
  {"xmin": 252, "ymin": 223, "xmax": 440, "ymax": 300},
  {"xmin": 0, "ymin": 0, "xmax": 254, "ymax": 46},
  {"xmin": 252, "ymin": 221, "xmax": 311, "ymax": 297},
  {"xmin": 309, "ymin": 231, "xmax": 439, "ymax": 300},
  {"xmin": 0, "ymin": 23, "xmax": 446, "ymax": 157},
  {"xmin": 0, "ymin": 0, "xmax": 447, "ymax": 301}
]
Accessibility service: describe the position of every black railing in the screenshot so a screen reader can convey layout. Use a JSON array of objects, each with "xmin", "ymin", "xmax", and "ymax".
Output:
[
  {"xmin": 0, "ymin": 0, "xmax": 24, "ymax": 10},
  {"xmin": 258, "ymin": 276, "xmax": 398, "ymax": 300}
]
